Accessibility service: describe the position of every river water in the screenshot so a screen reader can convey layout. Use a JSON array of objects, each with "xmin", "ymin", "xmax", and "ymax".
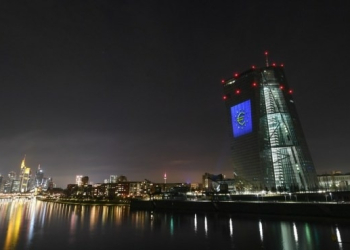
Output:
[{"xmin": 1, "ymin": 198, "xmax": 350, "ymax": 250}]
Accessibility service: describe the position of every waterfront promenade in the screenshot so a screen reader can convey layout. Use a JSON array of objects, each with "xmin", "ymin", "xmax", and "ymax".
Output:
[
  {"xmin": 2, "ymin": 191, "xmax": 350, "ymax": 219},
  {"xmin": 129, "ymin": 191, "xmax": 350, "ymax": 218},
  {"xmin": 130, "ymin": 199, "xmax": 350, "ymax": 219}
]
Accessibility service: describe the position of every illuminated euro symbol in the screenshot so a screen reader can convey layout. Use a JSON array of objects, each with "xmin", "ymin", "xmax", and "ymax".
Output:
[{"xmin": 236, "ymin": 111, "xmax": 246, "ymax": 126}]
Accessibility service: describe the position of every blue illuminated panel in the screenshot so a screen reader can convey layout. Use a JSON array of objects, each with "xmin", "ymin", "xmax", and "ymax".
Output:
[{"xmin": 231, "ymin": 100, "xmax": 253, "ymax": 138}]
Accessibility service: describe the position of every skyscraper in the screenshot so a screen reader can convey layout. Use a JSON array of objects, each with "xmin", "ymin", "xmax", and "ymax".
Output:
[
  {"xmin": 35, "ymin": 164, "xmax": 44, "ymax": 187},
  {"xmin": 222, "ymin": 58, "xmax": 318, "ymax": 192},
  {"xmin": 19, "ymin": 156, "xmax": 31, "ymax": 192}
]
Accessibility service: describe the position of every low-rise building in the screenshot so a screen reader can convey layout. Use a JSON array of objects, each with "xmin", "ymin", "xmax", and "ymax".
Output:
[{"xmin": 318, "ymin": 172, "xmax": 350, "ymax": 191}]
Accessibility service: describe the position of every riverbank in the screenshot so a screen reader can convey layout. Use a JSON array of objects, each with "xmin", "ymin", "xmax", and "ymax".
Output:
[
  {"xmin": 36, "ymin": 197, "xmax": 130, "ymax": 206},
  {"xmin": 130, "ymin": 199, "xmax": 350, "ymax": 219}
]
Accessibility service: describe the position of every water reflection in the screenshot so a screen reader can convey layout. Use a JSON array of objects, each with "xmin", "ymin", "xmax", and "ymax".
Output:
[
  {"xmin": 0, "ymin": 199, "xmax": 349, "ymax": 250},
  {"xmin": 229, "ymin": 218, "xmax": 233, "ymax": 237},
  {"xmin": 194, "ymin": 214, "xmax": 197, "ymax": 233},
  {"xmin": 335, "ymin": 226, "xmax": 343, "ymax": 250},
  {"xmin": 281, "ymin": 221, "xmax": 296, "ymax": 250},
  {"xmin": 259, "ymin": 220, "xmax": 263, "ymax": 242},
  {"xmin": 4, "ymin": 200, "xmax": 23, "ymax": 249}
]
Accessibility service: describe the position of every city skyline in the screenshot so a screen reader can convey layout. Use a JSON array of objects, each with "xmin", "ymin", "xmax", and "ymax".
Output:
[{"xmin": 1, "ymin": 1, "xmax": 349, "ymax": 188}]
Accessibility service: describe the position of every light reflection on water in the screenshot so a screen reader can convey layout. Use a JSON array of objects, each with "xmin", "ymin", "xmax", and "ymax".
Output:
[{"xmin": 0, "ymin": 199, "xmax": 350, "ymax": 250}]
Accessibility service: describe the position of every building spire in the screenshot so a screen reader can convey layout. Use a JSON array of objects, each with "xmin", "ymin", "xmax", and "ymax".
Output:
[{"xmin": 21, "ymin": 155, "xmax": 26, "ymax": 170}]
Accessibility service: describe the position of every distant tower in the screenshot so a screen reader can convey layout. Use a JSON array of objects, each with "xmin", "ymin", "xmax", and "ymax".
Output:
[
  {"xmin": 81, "ymin": 176, "xmax": 89, "ymax": 185},
  {"xmin": 8, "ymin": 171, "xmax": 16, "ymax": 181},
  {"xmin": 0, "ymin": 174, "xmax": 3, "ymax": 192},
  {"xmin": 76, "ymin": 175, "xmax": 83, "ymax": 186},
  {"xmin": 110, "ymin": 175, "xmax": 117, "ymax": 183},
  {"xmin": 19, "ymin": 156, "xmax": 31, "ymax": 192},
  {"xmin": 164, "ymin": 173, "xmax": 167, "ymax": 184},
  {"xmin": 35, "ymin": 164, "xmax": 44, "ymax": 187},
  {"xmin": 222, "ymin": 54, "xmax": 318, "ymax": 192}
]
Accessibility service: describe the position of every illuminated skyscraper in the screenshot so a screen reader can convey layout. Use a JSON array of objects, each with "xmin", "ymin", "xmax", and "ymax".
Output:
[
  {"xmin": 222, "ymin": 59, "xmax": 318, "ymax": 192},
  {"xmin": 35, "ymin": 164, "xmax": 44, "ymax": 187},
  {"xmin": 76, "ymin": 175, "xmax": 83, "ymax": 186},
  {"xmin": 19, "ymin": 156, "xmax": 31, "ymax": 192}
]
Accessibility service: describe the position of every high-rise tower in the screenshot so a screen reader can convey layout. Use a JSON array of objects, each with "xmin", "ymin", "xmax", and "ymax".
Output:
[
  {"xmin": 35, "ymin": 164, "xmax": 44, "ymax": 187},
  {"xmin": 222, "ymin": 58, "xmax": 318, "ymax": 192},
  {"xmin": 19, "ymin": 156, "xmax": 31, "ymax": 192}
]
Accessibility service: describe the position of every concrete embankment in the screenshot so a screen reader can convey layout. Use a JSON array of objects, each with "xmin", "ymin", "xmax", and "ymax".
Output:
[{"xmin": 130, "ymin": 200, "xmax": 350, "ymax": 218}]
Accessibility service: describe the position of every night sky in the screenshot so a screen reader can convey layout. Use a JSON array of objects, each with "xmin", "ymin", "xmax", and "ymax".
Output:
[{"xmin": 1, "ymin": 1, "xmax": 349, "ymax": 188}]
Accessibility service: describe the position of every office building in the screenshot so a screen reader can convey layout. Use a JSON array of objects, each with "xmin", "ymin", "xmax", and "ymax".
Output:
[
  {"xmin": 318, "ymin": 171, "xmax": 350, "ymax": 191},
  {"xmin": 110, "ymin": 175, "xmax": 117, "ymax": 183},
  {"xmin": 19, "ymin": 157, "xmax": 31, "ymax": 192},
  {"xmin": 222, "ymin": 59, "xmax": 318, "ymax": 192},
  {"xmin": 35, "ymin": 165, "xmax": 44, "ymax": 187}
]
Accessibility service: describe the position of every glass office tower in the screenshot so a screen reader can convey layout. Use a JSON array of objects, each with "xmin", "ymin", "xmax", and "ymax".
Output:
[{"xmin": 223, "ymin": 65, "xmax": 318, "ymax": 192}]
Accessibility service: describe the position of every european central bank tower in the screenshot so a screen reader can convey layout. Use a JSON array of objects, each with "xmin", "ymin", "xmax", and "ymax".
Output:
[{"xmin": 222, "ymin": 60, "xmax": 318, "ymax": 192}]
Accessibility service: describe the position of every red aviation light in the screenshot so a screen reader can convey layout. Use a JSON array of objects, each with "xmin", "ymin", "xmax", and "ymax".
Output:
[
  {"xmin": 264, "ymin": 51, "xmax": 268, "ymax": 55},
  {"xmin": 272, "ymin": 63, "xmax": 276, "ymax": 67},
  {"xmin": 289, "ymin": 89, "xmax": 293, "ymax": 94},
  {"xmin": 221, "ymin": 79, "xmax": 225, "ymax": 84},
  {"xmin": 252, "ymin": 82, "xmax": 257, "ymax": 87},
  {"xmin": 223, "ymin": 95, "xmax": 227, "ymax": 100},
  {"xmin": 280, "ymin": 63, "xmax": 284, "ymax": 67},
  {"xmin": 280, "ymin": 85, "xmax": 284, "ymax": 90},
  {"xmin": 234, "ymin": 73, "xmax": 239, "ymax": 78},
  {"xmin": 235, "ymin": 89, "xmax": 241, "ymax": 94},
  {"xmin": 252, "ymin": 65, "xmax": 256, "ymax": 69}
]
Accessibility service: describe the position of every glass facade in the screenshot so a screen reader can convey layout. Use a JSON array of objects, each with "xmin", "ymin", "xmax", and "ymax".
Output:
[{"xmin": 223, "ymin": 66, "xmax": 318, "ymax": 191}]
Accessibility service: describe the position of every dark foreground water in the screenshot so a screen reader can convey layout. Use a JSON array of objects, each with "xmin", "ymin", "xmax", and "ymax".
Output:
[{"xmin": 1, "ymin": 199, "xmax": 350, "ymax": 250}]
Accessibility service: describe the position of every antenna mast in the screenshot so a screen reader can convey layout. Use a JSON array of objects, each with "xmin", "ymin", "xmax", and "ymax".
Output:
[{"xmin": 264, "ymin": 51, "xmax": 269, "ymax": 67}]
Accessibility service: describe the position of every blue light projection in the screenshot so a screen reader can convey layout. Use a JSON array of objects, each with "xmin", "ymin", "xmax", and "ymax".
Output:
[{"xmin": 231, "ymin": 99, "xmax": 253, "ymax": 138}]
